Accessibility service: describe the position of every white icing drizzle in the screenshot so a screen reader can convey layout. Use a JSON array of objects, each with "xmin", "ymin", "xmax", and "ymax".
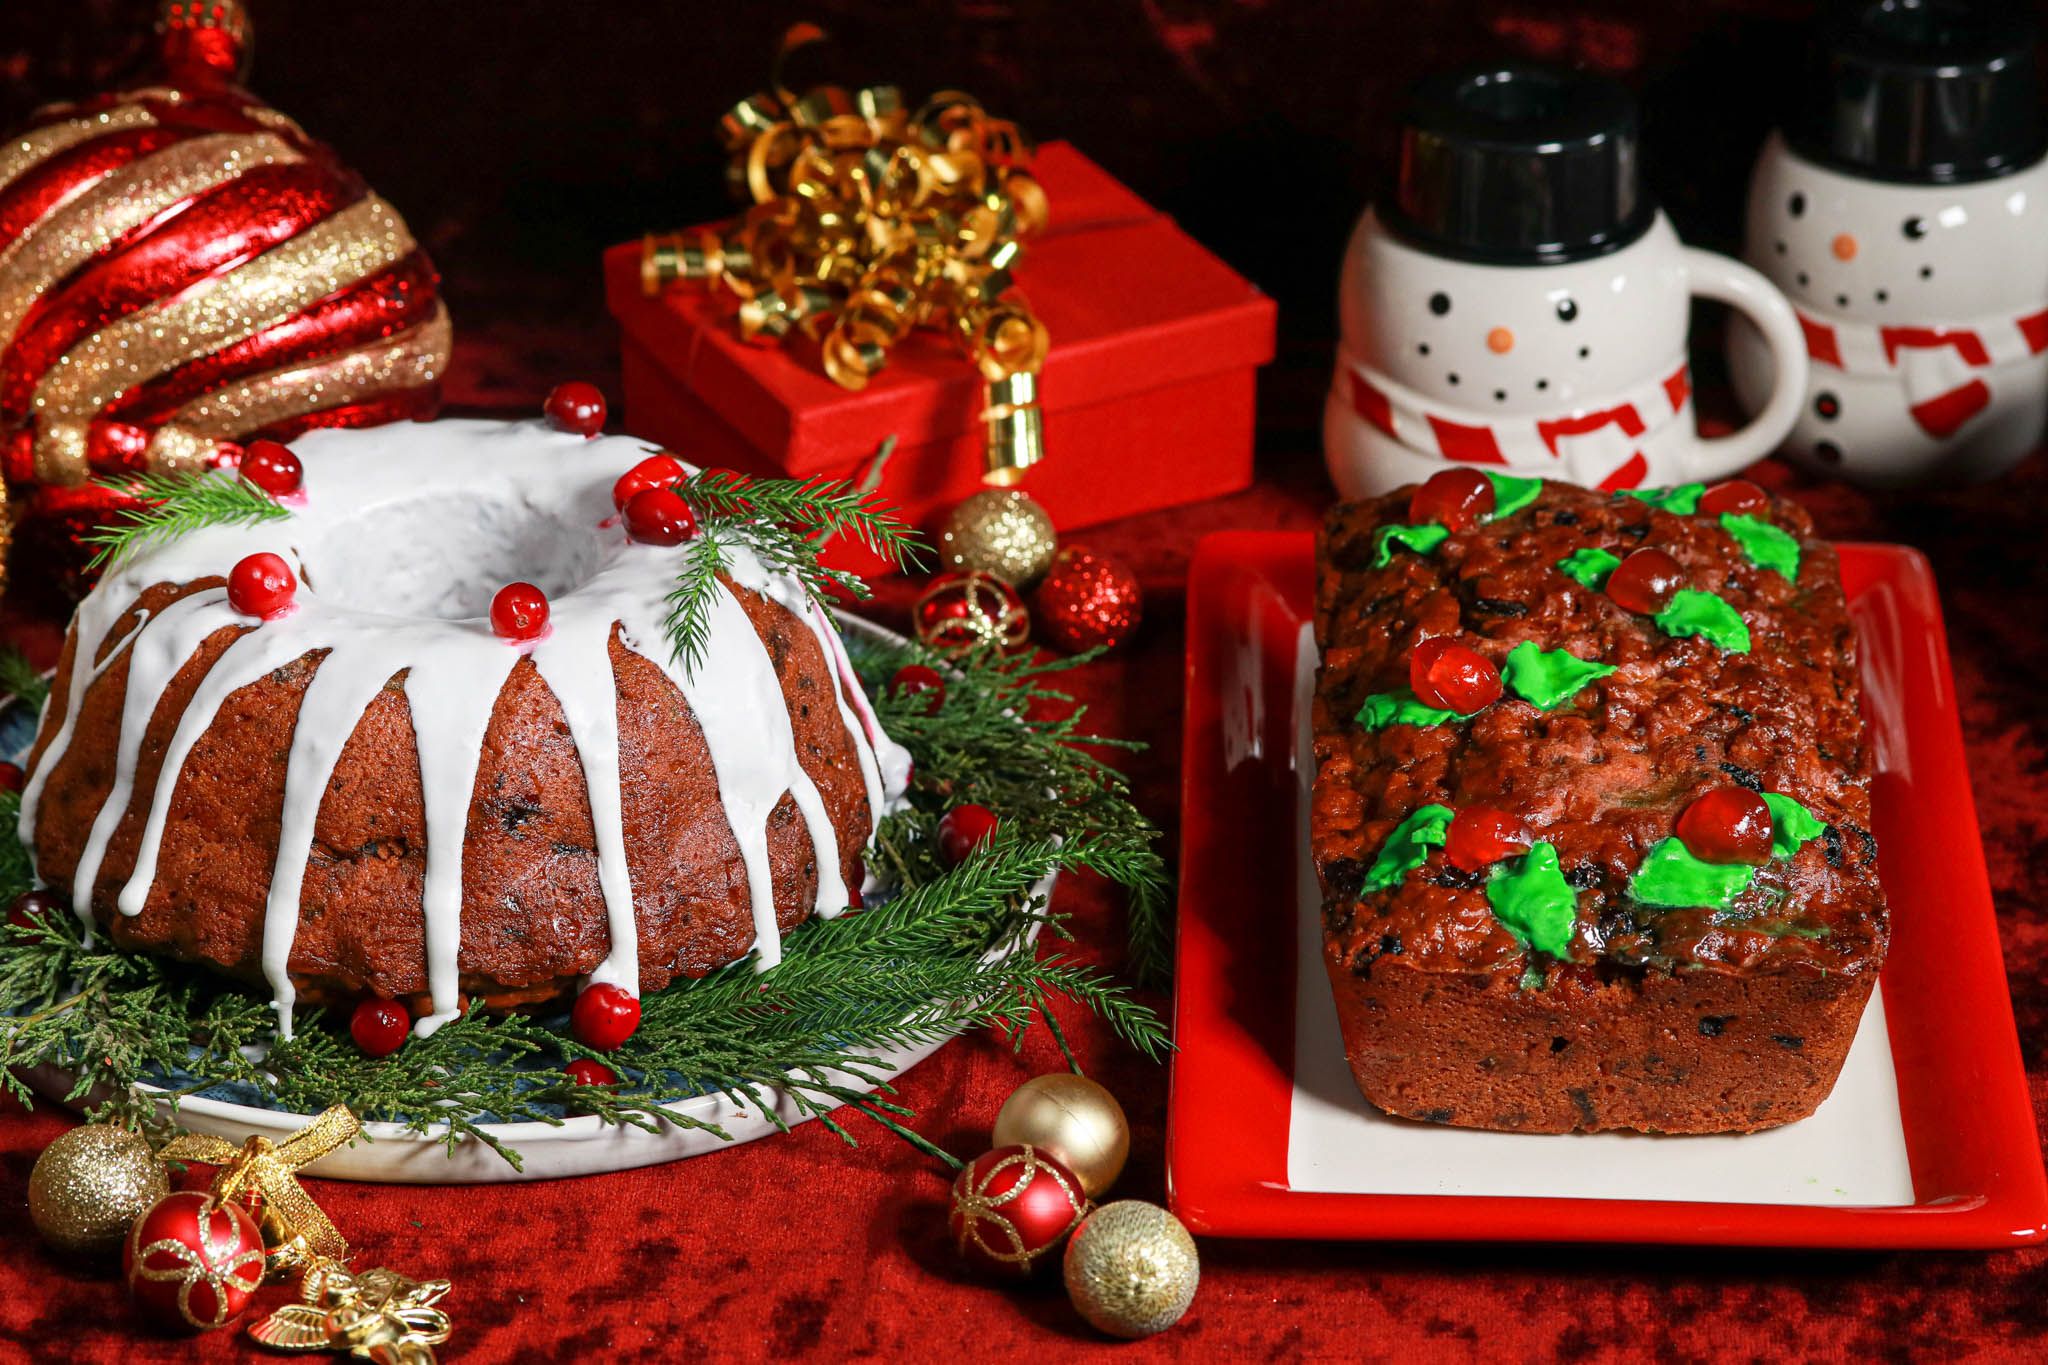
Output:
[{"xmin": 18, "ymin": 418, "xmax": 908, "ymax": 1037}]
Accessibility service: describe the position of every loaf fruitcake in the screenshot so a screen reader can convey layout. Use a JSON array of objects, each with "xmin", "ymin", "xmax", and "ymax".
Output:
[{"xmin": 1310, "ymin": 471, "xmax": 1885, "ymax": 1134}]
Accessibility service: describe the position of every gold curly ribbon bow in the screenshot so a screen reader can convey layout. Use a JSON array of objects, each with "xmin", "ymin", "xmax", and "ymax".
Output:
[
  {"xmin": 642, "ymin": 24, "xmax": 1049, "ymax": 485},
  {"xmin": 160, "ymin": 1103, "xmax": 360, "ymax": 1276}
]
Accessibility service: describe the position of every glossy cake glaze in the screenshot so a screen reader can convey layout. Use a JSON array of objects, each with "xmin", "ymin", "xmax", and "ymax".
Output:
[{"xmin": 21, "ymin": 418, "xmax": 910, "ymax": 1035}]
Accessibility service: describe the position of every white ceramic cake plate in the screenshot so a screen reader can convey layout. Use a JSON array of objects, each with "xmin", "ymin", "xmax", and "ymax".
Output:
[{"xmin": 16, "ymin": 615, "xmax": 1055, "ymax": 1183}]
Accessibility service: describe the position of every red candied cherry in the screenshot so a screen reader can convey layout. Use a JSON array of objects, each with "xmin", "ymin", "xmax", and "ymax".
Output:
[
  {"xmin": 227, "ymin": 551, "xmax": 296, "ymax": 619},
  {"xmin": 1445, "ymin": 806, "xmax": 1533, "ymax": 873},
  {"xmin": 1699, "ymin": 479, "xmax": 1770, "ymax": 519},
  {"xmin": 623, "ymin": 487, "xmax": 699, "ymax": 546},
  {"xmin": 1675, "ymin": 786, "xmax": 1774, "ymax": 865},
  {"xmin": 572, "ymin": 982, "xmax": 642, "ymax": 1051},
  {"xmin": 938, "ymin": 803, "xmax": 1000, "ymax": 866},
  {"xmin": 0, "ymin": 761, "xmax": 22, "ymax": 793},
  {"xmin": 238, "ymin": 439, "xmax": 303, "ymax": 498},
  {"xmin": 544, "ymin": 381, "xmax": 607, "ymax": 437},
  {"xmin": 1409, "ymin": 468, "xmax": 1496, "ymax": 532},
  {"xmin": 565, "ymin": 1057, "xmax": 618, "ymax": 1087},
  {"xmin": 612, "ymin": 452, "xmax": 687, "ymax": 511},
  {"xmin": 1604, "ymin": 547, "xmax": 1687, "ymax": 616},
  {"xmin": 8, "ymin": 888, "xmax": 61, "ymax": 931},
  {"xmin": 1409, "ymin": 636, "xmax": 1503, "ymax": 714},
  {"xmin": 490, "ymin": 582, "xmax": 550, "ymax": 642},
  {"xmin": 891, "ymin": 663, "xmax": 946, "ymax": 715},
  {"xmin": 350, "ymin": 998, "xmax": 410, "ymax": 1057}
]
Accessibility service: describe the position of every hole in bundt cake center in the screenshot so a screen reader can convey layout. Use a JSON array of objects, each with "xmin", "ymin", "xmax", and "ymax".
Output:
[{"xmin": 303, "ymin": 495, "xmax": 607, "ymax": 620}]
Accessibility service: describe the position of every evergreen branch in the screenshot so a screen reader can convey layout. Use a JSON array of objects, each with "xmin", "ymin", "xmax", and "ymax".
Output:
[
  {"xmin": 0, "ymin": 646, "xmax": 49, "ymax": 714},
  {"xmin": 82, "ymin": 470, "xmax": 288, "ymax": 569},
  {"xmin": 663, "ymin": 526, "xmax": 732, "ymax": 676},
  {"xmin": 0, "ymin": 638, "xmax": 1172, "ymax": 1169}
]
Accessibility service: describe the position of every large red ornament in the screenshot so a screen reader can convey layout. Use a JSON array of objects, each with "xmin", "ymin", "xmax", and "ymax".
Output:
[
  {"xmin": 123, "ymin": 1190, "xmax": 266, "ymax": 1332},
  {"xmin": 0, "ymin": 0, "xmax": 451, "ymax": 591},
  {"xmin": 948, "ymin": 1144, "xmax": 1090, "ymax": 1278},
  {"xmin": 914, "ymin": 571, "xmax": 1030, "ymax": 653},
  {"xmin": 1034, "ymin": 548, "xmax": 1142, "ymax": 653}
]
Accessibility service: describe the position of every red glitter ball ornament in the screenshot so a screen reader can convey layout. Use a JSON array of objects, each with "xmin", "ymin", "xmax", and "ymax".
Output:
[
  {"xmin": 572, "ymin": 983, "xmax": 641, "ymax": 1051},
  {"xmin": 913, "ymin": 572, "xmax": 1030, "ymax": 653},
  {"xmin": 490, "ymin": 582, "xmax": 550, "ymax": 642},
  {"xmin": 237, "ymin": 440, "xmax": 302, "ymax": 498},
  {"xmin": 349, "ymin": 998, "xmax": 410, "ymax": 1057},
  {"xmin": 1676, "ymin": 786, "xmax": 1775, "ymax": 865},
  {"xmin": 0, "ymin": 0, "xmax": 449, "ymax": 595},
  {"xmin": 123, "ymin": 1191, "xmax": 265, "ymax": 1332},
  {"xmin": 227, "ymin": 552, "xmax": 295, "ymax": 618},
  {"xmin": 947, "ymin": 1144, "xmax": 1091, "ymax": 1279},
  {"xmin": 1033, "ymin": 548, "xmax": 1142, "ymax": 654},
  {"xmin": 544, "ymin": 381, "xmax": 607, "ymax": 437}
]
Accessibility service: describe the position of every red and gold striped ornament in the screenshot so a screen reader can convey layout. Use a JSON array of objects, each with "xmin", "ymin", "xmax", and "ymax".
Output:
[{"xmin": 0, "ymin": 0, "xmax": 451, "ymax": 590}]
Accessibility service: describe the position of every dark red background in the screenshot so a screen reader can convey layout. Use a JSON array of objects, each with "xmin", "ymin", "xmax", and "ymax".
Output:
[{"xmin": 4, "ymin": 1, "xmax": 2047, "ymax": 1359}]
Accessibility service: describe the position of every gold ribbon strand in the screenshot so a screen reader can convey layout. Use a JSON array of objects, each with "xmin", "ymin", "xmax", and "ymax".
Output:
[
  {"xmin": 642, "ymin": 25, "xmax": 1048, "ymax": 484},
  {"xmin": 159, "ymin": 1103, "xmax": 361, "ymax": 1276}
]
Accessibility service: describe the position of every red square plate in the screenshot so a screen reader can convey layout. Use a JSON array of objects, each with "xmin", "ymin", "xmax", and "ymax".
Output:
[{"xmin": 1166, "ymin": 531, "xmax": 2048, "ymax": 1248}]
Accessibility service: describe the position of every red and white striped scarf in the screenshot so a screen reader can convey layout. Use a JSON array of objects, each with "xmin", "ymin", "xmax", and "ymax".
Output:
[
  {"xmin": 1339, "ymin": 351, "xmax": 1692, "ymax": 491},
  {"xmin": 1797, "ymin": 305, "xmax": 2048, "ymax": 439}
]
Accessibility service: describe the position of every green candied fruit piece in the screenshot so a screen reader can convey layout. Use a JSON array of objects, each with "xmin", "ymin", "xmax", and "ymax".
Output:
[
  {"xmin": 1556, "ymin": 547, "xmax": 1621, "ymax": 590},
  {"xmin": 1371, "ymin": 522, "xmax": 1450, "ymax": 567},
  {"xmin": 1653, "ymin": 589, "xmax": 1751, "ymax": 653},
  {"xmin": 1361, "ymin": 804, "xmax": 1455, "ymax": 894},
  {"xmin": 1483, "ymin": 472, "xmax": 1543, "ymax": 519},
  {"xmin": 1763, "ymin": 791, "xmax": 1827, "ymax": 859},
  {"xmin": 1624, "ymin": 483, "xmax": 1704, "ymax": 515},
  {"xmin": 1501, "ymin": 640, "xmax": 1617, "ymax": 711},
  {"xmin": 1720, "ymin": 513, "xmax": 1801, "ymax": 580},
  {"xmin": 1628, "ymin": 836, "xmax": 1756, "ymax": 909},
  {"xmin": 1485, "ymin": 842, "xmax": 1578, "ymax": 956},
  {"xmin": 1355, "ymin": 687, "xmax": 1470, "ymax": 731}
]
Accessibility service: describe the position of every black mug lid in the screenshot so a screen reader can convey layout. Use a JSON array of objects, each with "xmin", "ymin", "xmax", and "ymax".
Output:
[
  {"xmin": 1787, "ymin": 1, "xmax": 2045, "ymax": 184},
  {"xmin": 1382, "ymin": 64, "xmax": 1655, "ymax": 265}
]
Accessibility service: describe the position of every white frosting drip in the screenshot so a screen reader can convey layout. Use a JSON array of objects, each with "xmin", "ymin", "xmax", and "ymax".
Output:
[{"xmin": 18, "ymin": 418, "xmax": 909, "ymax": 1037}]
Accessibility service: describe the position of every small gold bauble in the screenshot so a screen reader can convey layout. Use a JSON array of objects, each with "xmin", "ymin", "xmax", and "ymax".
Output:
[
  {"xmin": 938, "ymin": 488, "xmax": 1057, "ymax": 586},
  {"xmin": 991, "ymin": 1073, "xmax": 1130, "ymax": 1199},
  {"xmin": 1062, "ymin": 1200, "xmax": 1199, "ymax": 1340},
  {"xmin": 29, "ymin": 1123, "xmax": 169, "ymax": 1257}
]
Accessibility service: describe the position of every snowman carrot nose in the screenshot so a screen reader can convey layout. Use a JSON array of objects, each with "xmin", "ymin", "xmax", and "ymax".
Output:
[
  {"xmin": 1487, "ymin": 327, "xmax": 1515, "ymax": 354},
  {"xmin": 1832, "ymin": 233, "xmax": 1858, "ymax": 261}
]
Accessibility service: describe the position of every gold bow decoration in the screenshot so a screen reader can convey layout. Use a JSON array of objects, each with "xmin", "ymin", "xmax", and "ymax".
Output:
[
  {"xmin": 249, "ymin": 1255, "xmax": 454, "ymax": 1365},
  {"xmin": 642, "ymin": 24, "xmax": 1049, "ymax": 485},
  {"xmin": 159, "ymin": 1103, "xmax": 361, "ymax": 1277}
]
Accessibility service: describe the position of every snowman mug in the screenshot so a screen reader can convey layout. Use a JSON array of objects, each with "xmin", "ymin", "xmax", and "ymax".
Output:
[{"xmin": 1325, "ymin": 65, "xmax": 1810, "ymax": 499}]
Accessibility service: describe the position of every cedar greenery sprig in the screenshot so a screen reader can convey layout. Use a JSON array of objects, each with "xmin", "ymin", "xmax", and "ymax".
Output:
[
  {"xmin": 0, "ymin": 634, "xmax": 1168, "ymax": 1170},
  {"xmin": 0, "ymin": 645, "xmax": 48, "ymax": 714},
  {"xmin": 82, "ymin": 470, "xmax": 289, "ymax": 569},
  {"xmin": 661, "ymin": 466, "xmax": 925, "ymax": 675}
]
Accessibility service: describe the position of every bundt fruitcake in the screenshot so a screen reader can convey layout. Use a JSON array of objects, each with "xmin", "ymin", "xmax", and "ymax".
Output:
[
  {"xmin": 1310, "ymin": 471, "xmax": 1886, "ymax": 1134},
  {"xmin": 19, "ymin": 417, "xmax": 909, "ymax": 1034}
]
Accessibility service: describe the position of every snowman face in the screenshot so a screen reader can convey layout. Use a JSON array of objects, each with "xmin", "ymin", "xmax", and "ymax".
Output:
[
  {"xmin": 1340, "ymin": 210, "xmax": 1690, "ymax": 414},
  {"xmin": 1748, "ymin": 133, "xmax": 2048, "ymax": 322}
]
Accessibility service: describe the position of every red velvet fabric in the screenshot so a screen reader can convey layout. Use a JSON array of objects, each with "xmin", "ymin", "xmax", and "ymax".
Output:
[{"xmin": 2, "ymin": 366, "xmax": 2045, "ymax": 1358}]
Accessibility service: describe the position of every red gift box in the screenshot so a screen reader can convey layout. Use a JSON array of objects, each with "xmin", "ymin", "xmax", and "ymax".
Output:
[{"xmin": 604, "ymin": 142, "xmax": 1276, "ymax": 572}]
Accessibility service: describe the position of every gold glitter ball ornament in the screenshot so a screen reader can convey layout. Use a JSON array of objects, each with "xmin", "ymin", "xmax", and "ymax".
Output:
[
  {"xmin": 29, "ymin": 1123, "xmax": 170, "ymax": 1257},
  {"xmin": 1062, "ymin": 1200, "xmax": 1199, "ymax": 1340},
  {"xmin": 991, "ymin": 1073, "xmax": 1129, "ymax": 1199},
  {"xmin": 937, "ymin": 489, "xmax": 1057, "ymax": 586}
]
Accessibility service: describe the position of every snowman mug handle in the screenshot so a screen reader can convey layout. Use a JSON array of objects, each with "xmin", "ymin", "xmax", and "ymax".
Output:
[{"xmin": 1678, "ymin": 248, "xmax": 1810, "ymax": 480}]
